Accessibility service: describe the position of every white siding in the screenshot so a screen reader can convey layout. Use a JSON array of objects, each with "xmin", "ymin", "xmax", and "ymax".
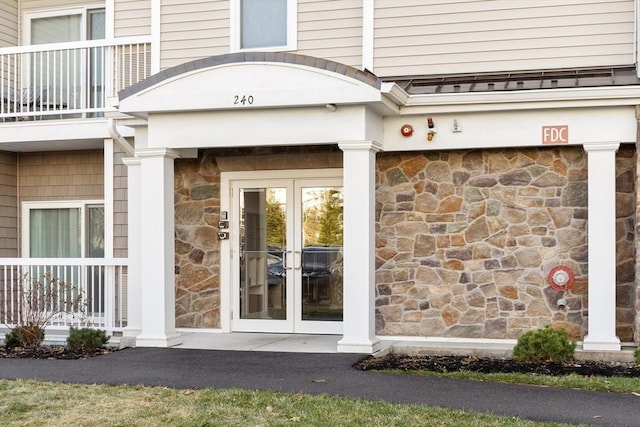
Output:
[
  {"xmin": 297, "ymin": 0, "xmax": 363, "ymax": 68},
  {"xmin": 160, "ymin": 0, "xmax": 229, "ymax": 71},
  {"xmin": 114, "ymin": 0, "xmax": 151, "ymax": 38},
  {"xmin": 373, "ymin": 0, "xmax": 636, "ymax": 77},
  {"xmin": 0, "ymin": 0, "xmax": 18, "ymax": 48}
]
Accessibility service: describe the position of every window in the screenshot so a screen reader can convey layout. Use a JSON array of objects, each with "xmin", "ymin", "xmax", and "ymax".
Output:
[
  {"xmin": 23, "ymin": 202, "xmax": 104, "ymax": 258},
  {"xmin": 231, "ymin": 0, "xmax": 297, "ymax": 52},
  {"xmin": 25, "ymin": 8, "xmax": 105, "ymax": 112}
]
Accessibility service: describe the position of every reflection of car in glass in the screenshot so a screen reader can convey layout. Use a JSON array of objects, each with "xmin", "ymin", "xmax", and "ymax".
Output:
[{"xmin": 267, "ymin": 247, "xmax": 342, "ymax": 302}]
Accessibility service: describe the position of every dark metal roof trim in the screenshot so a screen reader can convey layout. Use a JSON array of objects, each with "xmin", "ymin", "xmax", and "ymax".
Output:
[
  {"xmin": 385, "ymin": 66, "xmax": 640, "ymax": 95},
  {"xmin": 119, "ymin": 52, "xmax": 381, "ymax": 100}
]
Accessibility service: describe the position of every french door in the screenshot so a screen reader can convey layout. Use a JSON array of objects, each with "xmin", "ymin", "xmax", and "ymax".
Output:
[{"xmin": 231, "ymin": 175, "xmax": 343, "ymax": 333}]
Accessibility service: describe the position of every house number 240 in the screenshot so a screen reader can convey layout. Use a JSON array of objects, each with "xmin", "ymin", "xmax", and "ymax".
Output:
[{"xmin": 233, "ymin": 95, "xmax": 254, "ymax": 106}]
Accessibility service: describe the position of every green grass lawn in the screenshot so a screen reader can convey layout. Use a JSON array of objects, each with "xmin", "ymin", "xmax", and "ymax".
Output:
[
  {"xmin": 388, "ymin": 369, "xmax": 640, "ymax": 394},
  {"xmin": 0, "ymin": 379, "xmax": 573, "ymax": 427}
]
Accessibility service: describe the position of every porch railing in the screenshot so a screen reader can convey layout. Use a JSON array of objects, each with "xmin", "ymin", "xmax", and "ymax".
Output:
[
  {"xmin": 0, "ymin": 37, "xmax": 151, "ymax": 121},
  {"xmin": 0, "ymin": 258, "xmax": 128, "ymax": 333}
]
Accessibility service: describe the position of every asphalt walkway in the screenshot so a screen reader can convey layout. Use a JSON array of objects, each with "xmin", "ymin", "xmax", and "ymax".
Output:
[{"xmin": 1, "ymin": 348, "xmax": 639, "ymax": 426}]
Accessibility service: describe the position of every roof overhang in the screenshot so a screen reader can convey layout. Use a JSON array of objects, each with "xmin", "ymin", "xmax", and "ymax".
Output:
[{"xmin": 118, "ymin": 52, "xmax": 399, "ymax": 118}]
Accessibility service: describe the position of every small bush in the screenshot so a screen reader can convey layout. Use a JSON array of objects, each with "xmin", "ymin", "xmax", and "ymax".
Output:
[
  {"xmin": 4, "ymin": 329, "xmax": 19, "ymax": 348},
  {"xmin": 66, "ymin": 327, "xmax": 109, "ymax": 352},
  {"xmin": 513, "ymin": 326, "xmax": 576, "ymax": 363},
  {"xmin": 4, "ymin": 326, "xmax": 45, "ymax": 349},
  {"xmin": 634, "ymin": 348, "xmax": 640, "ymax": 365}
]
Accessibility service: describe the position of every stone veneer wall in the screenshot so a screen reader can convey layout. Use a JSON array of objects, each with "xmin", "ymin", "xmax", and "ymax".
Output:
[
  {"xmin": 615, "ymin": 146, "xmax": 637, "ymax": 343},
  {"xmin": 174, "ymin": 146, "xmax": 342, "ymax": 329},
  {"xmin": 175, "ymin": 151, "xmax": 222, "ymax": 328},
  {"xmin": 375, "ymin": 146, "xmax": 636, "ymax": 341}
]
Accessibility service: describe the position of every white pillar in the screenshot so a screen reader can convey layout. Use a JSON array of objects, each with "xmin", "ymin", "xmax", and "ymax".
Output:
[
  {"xmin": 583, "ymin": 141, "xmax": 621, "ymax": 351},
  {"xmin": 104, "ymin": 139, "xmax": 114, "ymax": 258},
  {"xmin": 122, "ymin": 157, "xmax": 142, "ymax": 339},
  {"xmin": 135, "ymin": 148, "xmax": 181, "ymax": 347},
  {"xmin": 337, "ymin": 141, "xmax": 382, "ymax": 354}
]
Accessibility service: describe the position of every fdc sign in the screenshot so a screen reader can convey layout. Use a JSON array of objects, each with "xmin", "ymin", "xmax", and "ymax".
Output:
[{"xmin": 542, "ymin": 125, "xmax": 569, "ymax": 144}]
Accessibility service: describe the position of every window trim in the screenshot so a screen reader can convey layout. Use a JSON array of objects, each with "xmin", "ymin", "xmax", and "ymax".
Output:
[
  {"xmin": 23, "ymin": 3, "xmax": 106, "ymax": 46},
  {"xmin": 21, "ymin": 200, "xmax": 104, "ymax": 258},
  {"xmin": 230, "ymin": 0, "xmax": 297, "ymax": 53}
]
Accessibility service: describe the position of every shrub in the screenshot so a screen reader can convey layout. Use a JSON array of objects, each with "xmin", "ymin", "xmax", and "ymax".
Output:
[
  {"xmin": 513, "ymin": 325, "xmax": 576, "ymax": 363},
  {"xmin": 634, "ymin": 348, "xmax": 640, "ymax": 365},
  {"xmin": 4, "ymin": 273, "xmax": 84, "ymax": 349},
  {"xmin": 4, "ymin": 326, "xmax": 45, "ymax": 349},
  {"xmin": 66, "ymin": 327, "xmax": 109, "ymax": 352}
]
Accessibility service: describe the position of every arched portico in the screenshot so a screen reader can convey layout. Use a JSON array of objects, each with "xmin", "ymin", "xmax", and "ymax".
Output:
[{"xmin": 118, "ymin": 52, "xmax": 395, "ymax": 352}]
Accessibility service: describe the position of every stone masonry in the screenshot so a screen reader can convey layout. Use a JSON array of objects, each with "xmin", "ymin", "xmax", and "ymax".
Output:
[
  {"xmin": 375, "ymin": 146, "xmax": 636, "ymax": 342},
  {"xmin": 174, "ymin": 151, "xmax": 222, "ymax": 329},
  {"xmin": 172, "ymin": 144, "xmax": 636, "ymax": 342},
  {"xmin": 173, "ymin": 146, "xmax": 341, "ymax": 329}
]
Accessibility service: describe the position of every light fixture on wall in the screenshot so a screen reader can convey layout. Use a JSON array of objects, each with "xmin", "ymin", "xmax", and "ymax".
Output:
[{"xmin": 325, "ymin": 104, "xmax": 337, "ymax": 112}]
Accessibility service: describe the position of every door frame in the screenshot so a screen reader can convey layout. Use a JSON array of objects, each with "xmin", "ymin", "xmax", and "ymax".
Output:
[{"xmin": 220, "ymin": 168, "xmax": 343, "ymax": 334}]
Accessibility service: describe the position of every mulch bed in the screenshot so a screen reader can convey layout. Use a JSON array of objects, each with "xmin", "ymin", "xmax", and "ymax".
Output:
[
  {"xmin": 354, "ymin": 353, "xmax": 640, "ymax": 378},
  {"xmin": 0, "ymin": 346, "xmax": 117, "ymax": 360}
]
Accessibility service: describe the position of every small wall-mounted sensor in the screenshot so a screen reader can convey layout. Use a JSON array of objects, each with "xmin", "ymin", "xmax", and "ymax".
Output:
[
  {"xmin": 557, "ymin": 298, "xmax": 567, "ymax": 309},
  {"xmin": 452, "ymin": 119, "xmax": 462, "ymax": 133}
]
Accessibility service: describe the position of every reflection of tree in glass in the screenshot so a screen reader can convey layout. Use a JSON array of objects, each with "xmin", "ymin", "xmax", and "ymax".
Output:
[
  {"xmin": 266, "ymin": 192, "xmax": 286, "ymax": 248},
  {"xmin": 318, "ymin": 189, "xmax": 343, "ymax": 246}
]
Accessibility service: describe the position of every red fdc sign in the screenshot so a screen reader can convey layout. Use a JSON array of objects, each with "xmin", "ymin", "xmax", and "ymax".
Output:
[{"xmin": 542, "ymin": 125, "xmax": 569, "ymax": 144}]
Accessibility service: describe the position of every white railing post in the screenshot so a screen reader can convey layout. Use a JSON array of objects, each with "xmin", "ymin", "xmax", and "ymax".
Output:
[{"xmin": 104, "ymin": 265, "xmax": 115, "ymax": 331}]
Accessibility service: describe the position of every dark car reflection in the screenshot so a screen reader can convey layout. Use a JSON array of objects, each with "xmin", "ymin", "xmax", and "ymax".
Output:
[{"xmin": 268, "ymin": 246, "xmax": 342, "ymax": 303}]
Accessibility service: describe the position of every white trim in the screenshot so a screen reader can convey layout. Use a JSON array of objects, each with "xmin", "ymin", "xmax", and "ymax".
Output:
[
  {"xmin": 103, "ymin": 139, "xmax": 114, "ymax": 258},
  {"xmin": 230, "ymin": 0, "xmax": 297, "ymax": 53},
  {"xmin": 362, "ymin": 0, "xmax": 374, "ymax": 71},
  {"xmin": 0, "ymin": 36, "xmax": 153, "ymax": 55},
  {"xmin": 21, "ymin": 200, "xmax": 104, "ymax": 258},
  {"xmin": 403, "ymin": 86, "xmax": 640, "ymax": 114},
  {"xmin": 380, "ymin": 335, "xmax": 518, "ymax": 345},
  {"xmin": 105, "ymin": 0, "xmax": 115, "ymax": 40},
  {"xmin": 221, "ymin": 169, "xmax": 343, "ymax": 335}
]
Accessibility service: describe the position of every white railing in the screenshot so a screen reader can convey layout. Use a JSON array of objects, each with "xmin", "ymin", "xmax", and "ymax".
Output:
[
  {"xmin": 0, "ymin": 37, "xmax": 151, "ymax": 121},
  {"xmin": 0, "ymin": 258, "xmax": 128, "ymax": 333}
]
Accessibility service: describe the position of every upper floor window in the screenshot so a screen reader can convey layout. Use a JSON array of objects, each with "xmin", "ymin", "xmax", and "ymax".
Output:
[
  {"xmin": 26, "ymin": 8, "xmax": 105, "ymax": 45},
  {"xmin": 231, "ymin": 0, "xmax": 297, "ymax": 52}
]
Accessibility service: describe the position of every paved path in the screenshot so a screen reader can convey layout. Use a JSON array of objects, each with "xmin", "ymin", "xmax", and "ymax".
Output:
[{"xmin": 1, "ymin": 348, "xmax": 639, "ymax": 426}]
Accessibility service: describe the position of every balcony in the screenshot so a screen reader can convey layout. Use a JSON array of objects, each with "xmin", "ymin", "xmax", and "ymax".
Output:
[
  {"xmin": 0, "ymin": 37, "xmax": 151, "ymax": 122},
  {"xmin": 0, "ymin": 258, "xmax": 128, "ymax": 333}
]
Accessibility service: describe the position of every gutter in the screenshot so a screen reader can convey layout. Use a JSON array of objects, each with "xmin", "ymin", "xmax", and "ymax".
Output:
[{"xmin": 107, "ymin": 118, "xmax": 135, "ymax": 157}]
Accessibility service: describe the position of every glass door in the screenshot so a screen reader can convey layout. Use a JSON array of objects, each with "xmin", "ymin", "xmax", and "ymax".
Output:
[{"xmin": 232, "ymin": 177, "xmax": 343, "ymax": 333}]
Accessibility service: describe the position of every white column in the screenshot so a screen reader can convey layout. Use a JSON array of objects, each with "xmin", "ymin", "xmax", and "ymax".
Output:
[
  {"xmin": 122, "ymin": 157, "xmax": 142, "ymax": 339},
  {"xmin": 337, "ymin": 141, "xmax": 382, "ymax": 354},
  {"xmin": 135, "ymin": 148, "xmax": 181, "ymax": 347},
  {"xmin": 103, "ymin": 139, "xmax": 114, "ymax": 258},
  {"xmin": 583, "ymin": 141, "xmax": 621, "ymax": 351}
]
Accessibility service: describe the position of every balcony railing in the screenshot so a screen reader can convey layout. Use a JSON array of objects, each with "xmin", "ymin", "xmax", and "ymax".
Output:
[
  {"xmin": 0, "ymin": 37, "xmax": 151, "ymax": 121},
  {"xmin": 0, "ymin": 258, "xmax": 128, "ymax": 332}
]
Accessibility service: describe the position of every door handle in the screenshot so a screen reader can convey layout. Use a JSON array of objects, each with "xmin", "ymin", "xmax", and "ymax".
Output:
[{"xmin": 283, "ymin": 251, "xmax": 294, "ymax": 270}]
